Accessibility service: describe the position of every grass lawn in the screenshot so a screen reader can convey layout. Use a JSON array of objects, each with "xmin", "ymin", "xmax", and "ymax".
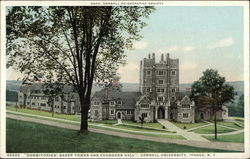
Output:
[
  {"xmin": 89, "ymin": 125, "xmax": 185, "ymax": 140},
  {"xmin": 172, "ymin": 121, "xmax": 209, "ymax": 130},
  {"xmin": 217, "ymin": 121, "xmax": 243, "ymax": 130},
  {"xmin": 114, "ymin": 124, "xmax": 174, "ymax": 133},
  {"xmin": 122, "ymin": 120, "xmax": 164, "ymax": 129},
  {"xmin": 192, "ymin": 125, "xmax": 236, "ymax": 134},
  {"xmin": 7, "ymin": 106, "xmax": 81, "ymax": 121},
  {"xmin": 203, "ymin": 133, "xmax": 244, "ymax": 143},
  {"xmin": 6, "ymin": 118, "xmax": 236, "ymax": 153},
  {"xmin": 91, "ymin": 120, "xmax": 117, "ymax": 125}
]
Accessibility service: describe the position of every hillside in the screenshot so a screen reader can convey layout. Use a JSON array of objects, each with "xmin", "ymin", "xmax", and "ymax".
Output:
[{"xmin": 6, "ymin": 80, "xmax": 244, "ymax": 95}]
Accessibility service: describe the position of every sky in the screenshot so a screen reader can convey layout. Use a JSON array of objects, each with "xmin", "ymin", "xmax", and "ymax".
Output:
[
  {"xmin": 117, "ymin": 6, "xmax": 244, "ymax": 84},
  {"xmin": 7, "ymin": 6, "xmax": 244, "ymax": 84}
]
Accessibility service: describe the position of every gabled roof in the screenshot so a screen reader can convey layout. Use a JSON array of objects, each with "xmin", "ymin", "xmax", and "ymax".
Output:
[
  {"xmin": 92, "ymin": 89, "xmax": 141, "ymax": 109},
  {"xmin": 20, "ymin": 83, "xmax": 75, "ymax": 94}
]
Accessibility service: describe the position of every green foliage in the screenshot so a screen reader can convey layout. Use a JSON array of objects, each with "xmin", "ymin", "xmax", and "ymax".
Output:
[
  {"xmin": 6, "ymin": 6, "xmax": 154, "ymax": 130},
  {"xmin": 203, "ymin": 133, "xmax": 244, "ymax": 143},
  {"xmin": 190, "ymin": 69, "xmax": 235, "ymax": 110},
  {"xmin": 6, "ymin": 90, "xmax": 18, "ymax": 102},
  {"xmin": 228, "ymin": 94, "xmax": 244, "ymax": 117},
  {"xmin": 7, "ymin": 119, "xmax": 234, "ymax": 152},
  {"xmin": 192, "ymin": 125, "xmax": 235, "ymax": 134}
]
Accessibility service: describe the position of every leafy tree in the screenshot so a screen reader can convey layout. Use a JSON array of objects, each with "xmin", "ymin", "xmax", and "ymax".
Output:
[
  {"xmin": 229, "ymin": 94, "xmax": 244, "ymax": 117},
  {"xmin": 6, "ymin": 90, "xmax": 18, "ymax": 102},
  {"xmin": 190, "ymin": 69, "xmax": 235, "ymax": 139},
  {"xmin": 6, "ymin": 6, "xmax": 154, "ymax": 133}
]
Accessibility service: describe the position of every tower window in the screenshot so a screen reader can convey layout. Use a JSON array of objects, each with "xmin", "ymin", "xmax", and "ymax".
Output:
[
  {"xmin": 158, "ymin": 96, "xmax": 164, "ymax": 102},
  {"xmin": 146, "ymin": 70, "xmax": 151, "ymax": 75},
  {"xmin": 158, "ymin": 80, "xmax": 164, "ymax": 84},
  {"xmin": 158, "ymin": 71, "xmax": 164, "ymax": 75},
  {"xmin": 171, "ymin": 71, "xmax": 176, "ymax": 76},
  {"xmin": 171, "ymin": 88, "xmax": 175, "ymax": 93}
]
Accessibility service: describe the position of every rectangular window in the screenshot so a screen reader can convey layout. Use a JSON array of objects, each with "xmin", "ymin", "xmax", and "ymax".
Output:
[
  {"xmin": 40, "ymin": 103, "xmax": 46, "ymax": 106},
  {"xmin": 127, "ymin": 110, "xmax": 130, "ymax": 114},
  {"xmin": 171, "ymin": 96, "xmax": 175, "ymax": 101},
  {"xmin": 158, "ymin": 96, "xmax": 164, "ymax": 102},
  {"xmin": 110, "ymin": 101, "xmax": 115, "ymax": 105},
  {"xmin": 182, "ymin": 104, "xmax": 190, "ymax": 108},
  {"xmin": 32, "ymin": 102, "xmax": 35, "ymax": 105},
  {"xmin": 27, "ymin": 102, "xmax": 30, "ymax": 105},
  {"xmin": 141, "ymin": 104, "xmax": 149, "ymax": 108},
  {"xmin": 55, "ymin": 97, "xmax": 59, "ymax": 101},
  {"xmin": 146, "ymin": 88, "xmax": 151, "ymax": 92},
  {"xmin": 94, "ymin": 101, "xmax": 99, "ymax": 105},
  {"xmin": 110, "ymin": 110, "xmax": 114, "ymax": 115},
  {"xmin": 171, "ymin": 88, "xmax": 175, "ymax": 93},
  {"xmin": 158, "ymin": 80, "xmax": 164, "ymax": 85},
  {"xmin": 171, "ymin": 71, "xmax": 176, "ymax": 76},
  {"xmin": 146, "ymin": 70, "xmax": 151, "ymax": 75},
  {"xmin": 158, "ymin": 70, "xmax": 164, "ymax": 75},
  {"xmin": 117, "ymin": 101, "xmax": 122, "ymax": 105},
  {"xmin": 183, "ymin": 113, "xmax": 189, "ymax": 118},
  {"xmin": 94, "ymin": 110, "xmax": 98, "ymax": 114},
  {"xmin": 142, "ymin": 113, "xmax": 147, "ymax": 118},
  {"xmin": 64, "ymin": 106, "xmax": 66, "ymax": 109}
]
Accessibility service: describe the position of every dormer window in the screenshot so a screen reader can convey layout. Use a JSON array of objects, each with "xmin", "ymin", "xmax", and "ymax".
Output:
[
  {"xmin": 182, "ymin": 104, "xmax": 190, "ymax": 108},
  {"xmin": 117, "ymin": 101, "xmax": 122, "ymax": 105},
  {"xmin": 110, "ymin": 101, "xmax": 115, "ymax": 106}
]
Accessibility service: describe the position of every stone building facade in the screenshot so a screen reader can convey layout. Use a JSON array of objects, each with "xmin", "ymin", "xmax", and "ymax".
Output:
[
  {"xmin": 18, "ymin": 53, "xmax": 228, "ymax": 123},
  {"xmin": 18, "ymin": 83, "xmax": 81, "ymax": 114},
  {"xmin": 90, "ymin": 53, "xmax": 197, "ymax": 123}
]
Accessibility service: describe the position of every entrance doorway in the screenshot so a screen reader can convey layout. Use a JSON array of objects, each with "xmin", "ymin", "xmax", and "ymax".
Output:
[
  {"xmin": 158, "ymin": 107, "xmax": 165, "ymax": 119},
  {"xmin": 117, "ymin": 112, "xmax": 121, "ymax": 119},
  {"xmin": 200, "ymin": 113, "xmax": 204, "ymax": 119}
]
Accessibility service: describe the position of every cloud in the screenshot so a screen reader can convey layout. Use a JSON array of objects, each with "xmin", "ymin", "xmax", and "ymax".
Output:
[
  {"xmin": 156, "ymin": 46, "xmax": 178, "ymax": 54},
  {"xmin": 180, "ymin": 61, "xmax": 198, "ymax": 70},
  {"xmin": 208, "ymin": 37, "xmax": 234, "ymax": 49},
  {"xmin": 133, "ymin": 41, "xmax": 148, "ymax": 50},
  {"xmin": 117, "ymin": 63, "xmax": 139, "ymax": 83},
  {"xmin": 183, "ymin": 46, "xmax": 195, "ymax": 52}
]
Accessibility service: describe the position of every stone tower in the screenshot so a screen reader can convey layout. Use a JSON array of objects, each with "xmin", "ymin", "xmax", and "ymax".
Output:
[{"xmin": 139, "ymin": 53, "xmax": 179, "ymax": 101}]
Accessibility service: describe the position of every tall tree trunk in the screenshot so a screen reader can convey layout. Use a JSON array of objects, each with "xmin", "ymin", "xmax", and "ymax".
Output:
[
  {"xmin": 51, "ymin": 97, "xmax": 54, "ymax": 117},
  {"xmin": 214, "ymin": 111, "xmax": 217, "ymax": 139},
  {"xmin": 80, "ymin": 98, "xmax": 90, "ymax": 133}
]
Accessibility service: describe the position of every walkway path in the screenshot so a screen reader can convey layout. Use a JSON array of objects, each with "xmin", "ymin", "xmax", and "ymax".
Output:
[
  {"xmin": 6, "ymin": 111, "xmax": 175, "ymax": 135},
  {"xmin": 7, "ymin": 114, "xmax": 244, "ymax": 152},
  {"xmin": 157, "ymin": 119, "xmax": 210, "ymax": 142}
]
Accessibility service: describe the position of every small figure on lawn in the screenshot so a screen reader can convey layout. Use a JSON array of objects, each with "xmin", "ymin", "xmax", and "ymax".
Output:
[{"xmin": 139, "ymin": 116, "xmax": 145, "ymax": 128}]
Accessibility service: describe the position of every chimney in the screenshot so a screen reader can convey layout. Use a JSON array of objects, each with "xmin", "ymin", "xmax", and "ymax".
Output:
[
  {"xmin": 161, "ymin": 54, "xmax": 164, "ymax": 61},
  {"xmin": 166, "ymin": 53, "xmax": 170, "ymax": 59},
  {"xmin": 152, "ymin": 53, "xmax": 155, "ymax": 59},
  {"xmin": 113, "ymin": 78, "xmax": 119, "ymax": 88},
  {"xmin": 104, "ymin": 87, "xmax": 108, "ymax": 99},
  {"xmin": 148, "ymin": 53, "xmax": 151, "ymax": 59}
]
